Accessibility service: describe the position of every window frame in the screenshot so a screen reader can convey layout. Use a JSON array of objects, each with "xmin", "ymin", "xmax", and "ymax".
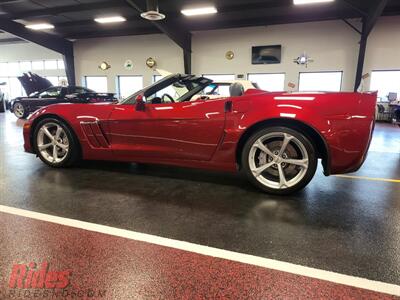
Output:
[
  {"xmin": 298, "ymin": 71, "xmax": 343, "ymax": 92},
  {"xmin": 247, "ymin": 72, "xmax": 286, "ymax": 91},
  {"xmin": 202, "ymin": 74, "xmax": 236, "ymax": 81},
  {"xmin": 116, "ymin": 75, "xmax": 144, "ymax": 99},
  {"xmin": 370, "ymin": 69, "xmax": 400, "ymax": 101},
  {"xmin": 83, "ymin": 76, "xmax": 108, "ymax": 93},
  {"xmin": 44, "ymin": 60, "xmax": 58, "ymax": 70},
  {"xmin": 32, "ymin": 60, "xmax": 45, "ymax": 71}
]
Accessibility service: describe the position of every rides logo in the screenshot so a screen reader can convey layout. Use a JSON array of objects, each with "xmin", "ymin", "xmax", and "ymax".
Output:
[
  {"xmin": 9, "ymin": 261, "xmax": 71, "ymax": 289},
  {"xmin": 4, "ymin": 261, "xmax": 106, "ymax": 299}
]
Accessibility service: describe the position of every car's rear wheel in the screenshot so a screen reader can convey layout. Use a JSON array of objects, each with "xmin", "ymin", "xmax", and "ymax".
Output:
[
  {"xmin": 13, "ymin": 103, "xmax": 29, "ymax": 119},
  {"xmin": 242, "ymin": 126, "xmax": 317, "ymax": 195},
  {"xmin": 33, "ymin": 118, "xmax": 79, "ymax": 167}
]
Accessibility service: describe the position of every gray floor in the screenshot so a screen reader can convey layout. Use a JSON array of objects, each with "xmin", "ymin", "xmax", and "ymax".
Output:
[{"xmin": 1, "ymin": 111, "xmax": 399, "ymax": 284}]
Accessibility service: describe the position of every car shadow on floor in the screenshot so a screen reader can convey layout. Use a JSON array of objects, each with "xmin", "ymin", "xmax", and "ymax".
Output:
[
  {"xmin": 77, "ymin": 160, "xmax": 259, "ymax": 192},
  {"xmin": 26, "ymin": 159, "xmax": 371, "ymax": 230}
]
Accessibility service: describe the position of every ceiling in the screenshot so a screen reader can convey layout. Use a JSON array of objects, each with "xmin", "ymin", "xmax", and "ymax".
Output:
[{"xmin": 0, "ymin": 0, "xmax": 399, "ymax": 42}]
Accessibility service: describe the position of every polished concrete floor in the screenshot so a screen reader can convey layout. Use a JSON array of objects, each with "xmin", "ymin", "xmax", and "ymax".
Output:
[{"xmin": 0, "ymin": 111, "xmax": 399, "ymax": 286}]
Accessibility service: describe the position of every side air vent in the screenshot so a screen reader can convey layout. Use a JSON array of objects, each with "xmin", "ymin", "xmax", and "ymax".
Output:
[{"xmin": 80, "ymin": 121, "xmax": 109, "ymax": 148}]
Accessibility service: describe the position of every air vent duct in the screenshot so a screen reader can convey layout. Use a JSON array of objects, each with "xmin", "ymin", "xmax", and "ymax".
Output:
[{"xmin": 140, "ymin": 0, "xmax": 165, "ymax": 21}]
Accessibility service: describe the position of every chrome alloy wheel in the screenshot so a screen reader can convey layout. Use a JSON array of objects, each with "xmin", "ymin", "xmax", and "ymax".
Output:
[
  {"xmin": 14, "ymin": 103, "xmax": 25, "ymax": 118},
  {"xmin": 248, "ymin": 132, "xmax": 309, "ymax": 190},
  {"xmin": 36, "ymin": 122, "xmax": 70, "ymax": 164}
]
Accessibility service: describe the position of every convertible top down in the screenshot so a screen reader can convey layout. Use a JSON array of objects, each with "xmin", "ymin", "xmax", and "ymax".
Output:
[{"xmin": 22, "ymin": 73, "xmax": 377, "ymax": 194}]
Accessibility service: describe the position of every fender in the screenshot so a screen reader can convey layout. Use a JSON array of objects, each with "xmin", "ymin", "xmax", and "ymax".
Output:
[{"xmin": 26, "ymin": 103, "xmax": 116, "ymax": 160}]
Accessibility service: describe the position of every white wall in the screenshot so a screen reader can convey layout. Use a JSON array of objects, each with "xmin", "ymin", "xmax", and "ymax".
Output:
[
  {"xmin": 192, "ymin": 21, "xmax": 360, "ymax": 91},
  {"xmin": 0, "ymin": 42, "xmax": 61, "ymax": 61},
  {"xmin": 72, "ymin": 19, "xmax": 365, "ymax": 92},
  {"xmin": 0, "ymin": 43, "xmax": 65, "ymax": 77},
  {"xmin": 73, "ymin": 34, "xmax": 184, "ymax": 91},
  {"xmin": 364, "ymin": 16, "xmax": 400, "ymax": 89}
]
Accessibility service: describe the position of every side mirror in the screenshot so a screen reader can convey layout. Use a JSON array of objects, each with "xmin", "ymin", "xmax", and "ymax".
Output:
[{"xmin": 135, "ymin": 94, "xmax": 145, "ymax": 111}]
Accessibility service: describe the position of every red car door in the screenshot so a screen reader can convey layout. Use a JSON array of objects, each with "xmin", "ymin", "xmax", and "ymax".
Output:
[{"xmin": 108, "ymin": 99, "xmax": 226, "ymax": 161}]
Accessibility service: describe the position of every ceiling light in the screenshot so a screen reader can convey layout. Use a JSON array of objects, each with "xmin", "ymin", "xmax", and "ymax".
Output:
[
  {"xmin": 25, "ymin": 23, "xmax": 54, "ymax": 30},
  {"xmin": 181, "ymin": 6, "xmax": 218, "ymax": 16},
  {"xmin": 294, "ymin": 0, "xmax": 334, "ymax": 4},
  {"xmin": 94, "ymin": 16, "xmax": 126, "ymax": 24}
]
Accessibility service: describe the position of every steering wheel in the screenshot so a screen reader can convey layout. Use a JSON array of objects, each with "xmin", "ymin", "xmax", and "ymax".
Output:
[{"xmin": 162, "ymin": 93, "xmax": 174, "ymax": 103}]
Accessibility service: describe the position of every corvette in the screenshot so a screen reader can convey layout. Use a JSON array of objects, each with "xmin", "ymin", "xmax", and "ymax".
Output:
[
  {"xmin": 23, "ymin": 74, "xmax": 376, "ymax": 194},
  {"xmin": 11, "ymin": 85, "xmax": 116, "ymax": 119}
]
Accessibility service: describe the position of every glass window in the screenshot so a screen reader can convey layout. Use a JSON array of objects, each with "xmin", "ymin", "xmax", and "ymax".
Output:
[
  {"xmin": 59, "ymin": 77, "xmax": 68, "ymax": 86},
  {"xmin": 202, "ymin": 74, "xmax": 235, "ymax": 96},
  {"xmin": 69, "ymin": 86, "xmax": 93, "ymax": 94},
  {"xmin": 45, "ymin": 76, "xmax": 60, "ymax": 86},
  {"xmin": 299, "ymin": 72, "xmax": 342, "ymax": 92},
  {"xmin": 0, "ymin": 77, "xmax": 9, "ymax": 98},
  {"xmin": 44, "ymin": 60, "xmax": 58, "ymax": 70},
  {"xmin": 203, "ymin": 74, "xmax": 235, "ymax": 81},
  {"xmin": 138, "ymin": 77, "xmax": 205, "ymax": 104},
  {"xmin": 0, "ymin": 77, "xmax": 25, "ymax": 98},
  {"xmin": 44, "ymin": 76, "xmax": 67, "ymax": 86},
  {"xmin": 248, "ymin": 73, "xmax": 285, "ymax": 92},
  {"xmin": 39, "ymin": 87, "xmax": 62, "ymax": 98},
  {"xmin": 57, "ymin": 60, "xmax": 65, "ymax": 69},
  {"xmin": 32, "ymin": 60, "xmax": 44, "ymax": 70},
  {"xmin": 0, "ymin": 63, "xmax": 8, "ymax": 76},
  {"xmin": 9, "ymin": 77, "xmax": 25, "ymax": 98},
  {"xmin": 20, "ymin": 61, "xmax": 32, "ymax": 72},
  {"xmin": 201, "ymin": 83, "xmax": 231, "ymax": 97},
  {"xmin": 370, "ymin": 71, "xmax": 400, "ymax": 101},
  {"xmin": 84, "ymin": 76, "xmax": 108, "ymax": 93},
  {"xmin": 153, "ymin": 75, "xmax": 163, "ymax": 83},
  {"xmin": 8, "ymin": 62, "xmax": 20, "ymax": 76},
  {"xmin": 118, "ymin": 76, "xmax": 143, "ymax": 99}
]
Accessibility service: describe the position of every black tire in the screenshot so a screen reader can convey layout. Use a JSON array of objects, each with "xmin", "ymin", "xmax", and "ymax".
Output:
[
  {"xmin": 13, "ymin": 102, "xmax": 29, "ymax": 119},
  {"xmin": 241, "ymin": 126, "xmax": 318, "ymax": 195},
  {"xmin": 33, "ymin": 118, "xmax": 80, "ymax": 168},
  {"xmin": 0, "ymin": 100, "xmax": 4, "ymax": 113}
]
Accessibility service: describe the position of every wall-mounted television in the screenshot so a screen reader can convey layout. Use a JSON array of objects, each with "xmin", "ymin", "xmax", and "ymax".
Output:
[{"xmin": 252, "ymin": 45, "xmax": 282, "ymax": 65}]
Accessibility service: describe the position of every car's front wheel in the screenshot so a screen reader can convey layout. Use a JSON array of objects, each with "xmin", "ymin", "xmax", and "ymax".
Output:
[
  {"xmin": 242, "ymin": 126, "xmax": 317, "ymax": 195},
  {"xmin": 33, "ymin": 118, "xmax": 79, "ymax": 167},
  {"xmin": 13, "ymin": 102, "xmax": 29, "ymax": 119}
]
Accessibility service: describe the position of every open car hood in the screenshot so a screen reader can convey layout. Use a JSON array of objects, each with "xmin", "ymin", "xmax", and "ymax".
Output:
[{"xmin": 18, "ymin": 72, "xmax": 53, "ymax": 95}]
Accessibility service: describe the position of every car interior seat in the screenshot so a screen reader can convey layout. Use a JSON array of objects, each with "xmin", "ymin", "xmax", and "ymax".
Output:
[{"xmin": 229, "ymin": 83, "xmax": 245, "ymax": 97}]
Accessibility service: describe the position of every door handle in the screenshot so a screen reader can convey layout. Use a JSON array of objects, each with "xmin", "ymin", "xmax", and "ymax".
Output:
[{"xmin": 225, "ymin": 100, "xmax": 233, "ymax": 112}]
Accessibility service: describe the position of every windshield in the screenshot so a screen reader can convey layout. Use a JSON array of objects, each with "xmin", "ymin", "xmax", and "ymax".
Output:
[{"xmin": 121, "ymin": 74, "xmax": 212, "ymax": 104}]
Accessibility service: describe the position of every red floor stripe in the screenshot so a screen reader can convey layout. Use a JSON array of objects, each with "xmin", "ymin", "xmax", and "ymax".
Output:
[{"xmin": 0, "ymin": 212, "xmax": 398, "ymax": 299}]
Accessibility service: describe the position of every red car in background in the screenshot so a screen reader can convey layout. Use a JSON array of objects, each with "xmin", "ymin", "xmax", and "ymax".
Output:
[{"xmin": 22, "ymin": 74, "xmax": 376, "ymax": 194}]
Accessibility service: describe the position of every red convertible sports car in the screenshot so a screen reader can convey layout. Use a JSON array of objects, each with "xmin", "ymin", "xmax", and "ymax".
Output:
[{"xmin": 22, "ymin": 74, "xmax": 376, "ymax": 194}]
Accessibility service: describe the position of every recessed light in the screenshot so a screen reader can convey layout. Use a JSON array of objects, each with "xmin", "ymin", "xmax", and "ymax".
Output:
[
  {"xmin": 294, "ymin": 0, "xmax": 334, "ymax": 4},
  {"xmin": 94, "ymin": 16, "xmax": 126, "ymax": 24},
  {"xmin": 181, "ymin": 6, "xmax": 218, "ymax": 16},
  {"xmin": 25, "ymin": 23, "xmax": 54, "ymax": 30}
]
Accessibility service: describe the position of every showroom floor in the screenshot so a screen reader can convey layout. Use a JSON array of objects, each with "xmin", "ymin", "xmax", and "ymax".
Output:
[{"xmin": 1, "ymin": 111, "xmax": 399, "ymax": 298}]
